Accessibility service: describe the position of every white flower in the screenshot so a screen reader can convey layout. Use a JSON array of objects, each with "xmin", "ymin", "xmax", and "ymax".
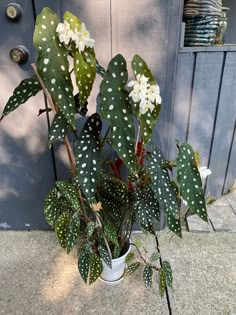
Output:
[
  {"xmin": 199, "ymin": 167, "xmax": 212, "ymax": 180},
  {"xmin": 128, "ymin": 74, "xmax": 161, "ymax": 115},
  {"xmin": 182, "ymin": 198, "xmax": 188, "ymax": 206},
  {"xmin": 56, "ymin": 20, "xmax": 74, "ymax": 45},
  {"xmin": 74, "ymin": 23, "xmax": 95, "ymax": 53}
]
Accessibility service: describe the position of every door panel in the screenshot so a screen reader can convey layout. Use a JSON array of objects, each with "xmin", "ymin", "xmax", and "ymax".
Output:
[{"xmin": 0, "ymin": 0, "xmax": 55, "ymax": 229}]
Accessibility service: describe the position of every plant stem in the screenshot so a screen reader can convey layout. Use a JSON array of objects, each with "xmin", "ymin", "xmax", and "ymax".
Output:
[
  {"xmin": 130, "ymin": 242, "xmax": 160, "ymax": 271},
  {"xmin": 95, "ymin": 213, "xmax": 112, "ymax": 259},
  {"xmin": 32, "ymin": 63, "xmax": 77, "ymax": 176},
  {"xmin": 135, "ymin": 125, "xmax": 141, "ymax": 154}
]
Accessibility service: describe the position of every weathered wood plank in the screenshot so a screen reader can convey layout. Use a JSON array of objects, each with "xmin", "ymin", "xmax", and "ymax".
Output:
[
  {"xmin": 206, "ymin": 52, "xmax": 236, "ymax": 198},
  {"xmin": 187, "ymin": 52, "xmax": 224, "ymax": 167},
  {"xmin": 34, "ymin": 0, "xmax": 62, "ymax": 17},
  {"xmin": 169, "ymin": 52, "xmax": 195, "ymax": 159},
  {"xmin": 223, "ymin": 122, "xmax": 236, "ymax": 194},
  {"xmin": 111, "ymin": 0, "xmax": 183, "ymax": 155}
]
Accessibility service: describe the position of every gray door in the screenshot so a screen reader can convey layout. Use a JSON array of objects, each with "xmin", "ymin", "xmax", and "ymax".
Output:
[{"xmin": 0, "ymin": 0, "xmax": 56, "ymax": 229}]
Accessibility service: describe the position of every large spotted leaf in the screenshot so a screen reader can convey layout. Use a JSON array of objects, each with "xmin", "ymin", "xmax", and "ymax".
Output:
[
  {"xmin": 66, "ymin": 212, "xmax": 80, "ymax": 254},
  {"xmin": 64, "ymin": 12, "xmax": 96, "ymax": 106},
  {"xmin": 163, "ymin": 261, "xmax": 173, "ymax": 288},
  {"xmin": 98, "ymin": 245, "xmax": 112, "ymax": 269},
  {"xmin": 98, "ymin": 54, "xmax": 137, "ymax": 174},
  {"xmin": 143, "ymin": 264, "xmax": 153, "ymax": 289},
  {"xmin": 131, "ymin": 55, "xmax": 161, "ymax": 144},
  {"xmin": 159, "ymin": 268, "xmax": 167, "ymax": 298},
  {"xmin": 104, "ymin": 221, "xmax": 119, "ymax": 248},
  {"xmin": 99, "ymin": 173, "xmax": 130, "ymax": 207},
  {"xmin": 43, "ymin": 187, "xmax": 65, "ymax": 225},
  {"xmin": 33, "ymin": 7, "xmax": 75, "ymax": 127},
  {"xmin": 1, "ymin": 75, "xmax": 42, "ymax": 120},
  {"xmin": 55, "ymin": 212, "xmax": 70, "ymax": 249},
  {"xmin": 99, "ymin": 193, "xmax": 122, "ymax": 228},
  {"xmin": 125, "ymin": 262, "xmax": 140, "ymax": 276},
  {"xmin": 48, "ymin": 111, "xmax": 69, "ymax": 146},
  {"xmin": 56, "ymin": 181, "xmax": 81, "ymax": 211},
  {"xmin": 148, "ymin": 148, "xmax": 181, "ymax": 237},
  {"xmin": 134, "ymin": 186, "xmax": 160, "ymax": 233},
  {"xmin": 176, "ymin": 143, "xmax": 208, "ymax": 222},
  {"xmin": 78, "ymin": 246, "xmax": 91, "ymax": 283},
  {"xmin": 76, "ymin": 114, "xmax": 102, "ymax": 204},
  {"xmin": 89, "ymin": 253, "xmax": 103, "ymax": 285}
]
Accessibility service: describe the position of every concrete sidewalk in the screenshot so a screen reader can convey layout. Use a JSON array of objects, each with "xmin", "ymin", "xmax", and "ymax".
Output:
[{"xmin": 0, "ymin": 231, "xmax": 236, "ymax": 315}]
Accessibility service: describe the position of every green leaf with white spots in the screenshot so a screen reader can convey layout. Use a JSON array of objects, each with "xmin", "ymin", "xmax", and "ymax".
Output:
[
  {"xmin": 43, "ymin": 187, "xmax": 64, "ymax": 225},
  {"xmin": 131, "ymin": 55, "xmax": 161, "ymax": 144},
  {"xmin": 55, "ymin": 212, "xmax": 70, "ymax": 249},
  {"xmin": 56, "ymin": 181, "xmax": 81, "ymax": 211},
  {"xmin": 89, "ymin": 253, "xmax": 103, "ymax": 285},
  {"xmin": 176, "ymin": 142, "xmax": 208, "ymax": 222},
  {"xmin": 99, "ymin": 192, "xmax": 122, "ymax": 228},
  {"xmin": 163, "ymin": 261, "xmax": 173, "ymax": 288},
  {"xmin": 159, "ymin": 268, "xmax": 167, "ymax": 298},
  {"xmin": 149, "ymin": 252, "xmax": 161, "ymax": 262},
  {"xmin": 87, "ymin": 222, "xmax": 96, "ymax": 238},
  {"xmin": 143, "ymin": 264, "xmax": 153, "ymax": 289},
  {"xmin": 78, "ymin": 247, "xmax": 90, "ymax": 283},
  {"xmin": 98, "ymin": 54, "xmax": 137, "ymax": 174},
  {"xmin": 113, "ymin": 244, "xmax": 121, "ymax": 259},
  {"xmin": 99, "ymin": 173, "xmax": 130, "ymax": 208},
  {"xmin": 96, "ymin": 61, "xmax": 106, "ymax": 78},
  {"xmin": 134, "ymin": 186, "xmax": 160, "ymax": 233},
  {"xmin": 76, "ymin": 113, "xmax": 102, "ymax": 204},
  {"xmin": 104, "ymin": 221, "xmax": 119, "ymax": 247},
  {"xmin": 125, "ymin": 252, "xmax": 135, "ymax": 264},
  {"xmin": 125, "ymin": 262, "xmax": 140, "ymax": 276},
  {"xmin": 1, "ymin": 75, "xmax": 42, "ymax": 119},
  {"xmin": 48, "ymin": 111, "xmax": 69, "ymax": 146},
  {"xmin": 98, "ymin": 245, "xmax": 112, "ymax": 269},
  {"xmin": 148, "ymin": 148, "xmax": 181, "ymax": 237},
  {"xmin": 33, "ymin": 7, "xmax": 75, "ymax": 127},
  {"xmin": 64, "ymin": 12, "xmax": 96, "ymax": 106},
  {"xmin": 66, "ymin": 212, "xmax": 80, "ymax": 254}
]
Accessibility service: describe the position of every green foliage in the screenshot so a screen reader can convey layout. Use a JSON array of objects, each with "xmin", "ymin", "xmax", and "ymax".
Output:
[
  {"xmin": 43, "ymin": 187, "xmax": 64, "ymax": 225},
  {"xmin": 176, "ymin": 143, "xmax": 208, "ymax": 222},
  {"xmin": 1, "ymin": 75, "xmax": 41, "ymax": 119},
  {"xmin": 33, "ymin": 7, "xmax": 75, "ymax": 127},
  {"xmin": 98, "ymin": 245, "xmax": 112, "ymax": 269},
  {"xmin": 98, "ymin": 54, "xmax": 137, "ymax": 174},
  {"xmin": 159, "ymin": 268, "xmax": 167, "ymax": 298},
  {"xmin": 64, "ymin": 12, "xmax": 96, "ymax": 106},
  {"xmin": 56, "ymin": 180, "xmax": 81, "ymax": 211},
  {"xmin": 78, "ymin": 245, "xmax": 91, "ymax": 283},
  {"xmin": 149, "ymin": 252, "xmax": 161, "ymax": 262},
  {"xmin": 162, "ymin": 261, "xmax": 173, "ymax": 288},
  {"xmin": 89, "ymin": 253, "xmax": 103, "ymax": 285},
  {"xmin": 76, "ymin": 114, "xmax": 102, "ymax": 204},
  {"xmin": 104, "ymin": 221, "xmax": 119, "ymax": 248},
  {"xmin": 131, "ymin": 55, "xmax": 161, "ymax": 144},
  {"xmin": 87, "ymin": 222, "xmax": 96, "ymax": 238},
  {"xmin": 66, "ymin": 213, "xmax": 80, "ymax": 254},
  {"xmin": 125, "ymin": 252, "xmax": 135, "ymax": 264},
  {"xmin": 143, "ymin": 264, "xmax": 153, "ymax": 289},
  {"xmin": 148, "ymin": 148, "xmax": 181, "ymax": 237},
  {"xmin": 134, "ymin": 186, "xmax": 160, "ymax": 233},
  {"xmin": 48, "ymin": 111, "xmax": 69, "ymax": 146},
  {"xmin": 125, "ymin": 262, "xmax": 140, "ymax": 276},
  {"xmin": 55, "ymin": 212, "xmax": 70, "ymax": 249}
]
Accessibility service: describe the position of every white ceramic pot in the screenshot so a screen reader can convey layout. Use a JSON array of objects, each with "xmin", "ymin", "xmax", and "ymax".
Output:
[{"xmin": 99, "ymin": 245, "xmax": 131, "ymax": 285}]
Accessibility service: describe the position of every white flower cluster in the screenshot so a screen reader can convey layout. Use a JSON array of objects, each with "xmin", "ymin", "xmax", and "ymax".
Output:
[
  {"xmin": 199, "ymin": 166, "xmax": 212, "ymax": 180},
  {"xmin": 56, "ymin": 20, "xmax": 95, "ymax": 53},
  {"xmin": 128, "ymin": 74, "xmax": 162, "ymax": 115}
]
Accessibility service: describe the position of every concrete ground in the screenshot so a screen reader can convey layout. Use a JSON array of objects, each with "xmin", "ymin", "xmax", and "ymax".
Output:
[{"xmin": 0, "ymin": 230, "xmax": 236, "ymax": 315}]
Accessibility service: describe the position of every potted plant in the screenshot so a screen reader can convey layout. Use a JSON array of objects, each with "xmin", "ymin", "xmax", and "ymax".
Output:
[{"xmin": 1, "ymin": 8, "xmax": 209, "ymax": 295}]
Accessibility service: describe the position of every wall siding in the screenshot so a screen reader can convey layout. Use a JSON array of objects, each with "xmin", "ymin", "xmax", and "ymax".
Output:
[{"xmin": 172, "ymin": 50, "xmax": 236, "ymax": 198}]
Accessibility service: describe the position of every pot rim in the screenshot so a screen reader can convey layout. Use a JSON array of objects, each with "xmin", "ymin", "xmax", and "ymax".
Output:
[{"xmin": 110, "ymin": 244, "xmax": 132, "ymax": 262}]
